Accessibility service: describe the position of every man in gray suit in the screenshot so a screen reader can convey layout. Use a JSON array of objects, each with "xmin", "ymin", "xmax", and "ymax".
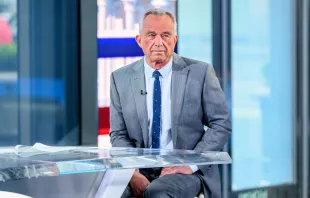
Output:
[{"xmin": 110, "ymin": 8, "xmax": 231, "ymax": 198}]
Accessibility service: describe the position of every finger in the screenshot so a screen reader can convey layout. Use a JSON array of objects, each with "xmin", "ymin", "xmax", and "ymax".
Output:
[
  {"xmin": 160, "ymin": 168, "xmax": 168, "ymax": 176},
  {"xmin": 136, "ymin": 188, "xmax": 144, "ymax": 196},
  {"xmin": 160, "ymin": 167, "xmax": 172, "ymax": 175},
  {"xmin": 160, "ymin": 169, "xmax": 169, "ymax": 176},
  {"xmin": 172, "ymin": 167, "xmax": 180, "ymax": 174},
  {"xmin": 161, "ymin": 167, "xmax": 171, "ymax": 172},
  {"xmin": 174, "ymin": 166, "xmax": 192, "ymax": 174},
  {"xmin": 160, "ymin": 168, "xmax": 176, "ymax": 176},
  {"xmin": 162, "ymin": 167, "xmax": 173, "ymax": 172}
]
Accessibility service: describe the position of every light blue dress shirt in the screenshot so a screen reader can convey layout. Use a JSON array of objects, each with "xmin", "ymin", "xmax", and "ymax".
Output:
[{"xmin": 144, "ymin": 57, "xmax": 198, "ymax": 173}]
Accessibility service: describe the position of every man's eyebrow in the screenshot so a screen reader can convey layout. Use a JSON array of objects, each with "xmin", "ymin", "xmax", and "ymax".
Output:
[
  {"xmin": 161, "ymin": 32, "xmax": 172, "ymax": 35},
  {"xmin": 146, "ymin": 31, "xmax": 156, "ymax": 34}
]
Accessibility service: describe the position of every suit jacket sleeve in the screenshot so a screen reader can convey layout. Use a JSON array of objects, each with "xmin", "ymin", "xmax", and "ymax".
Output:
[
  {"xmin": 194, "ymin": 65, "xmax": 232, "ymax": 152},
  {"xmin": 109, "ymin": 72, "xmax": 135, "ymax": 148}
]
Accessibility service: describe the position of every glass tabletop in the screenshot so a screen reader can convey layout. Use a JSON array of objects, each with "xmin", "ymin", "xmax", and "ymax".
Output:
[{"xmin": 0, "ymin": 144, "xmax": 232, "ymax": 182}]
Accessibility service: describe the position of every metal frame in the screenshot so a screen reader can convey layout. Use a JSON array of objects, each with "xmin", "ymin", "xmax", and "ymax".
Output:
[
  {"xmin": 212, "ymin": 0, "xmax": 231, "ymax": 198},
  {"xmin": 17, "ymin": 0, "xmax": 32, "ymax": 145},
  {"xmin": 301, "ymin": 0, "xmax": 309, "ymax": 197},
  {"xmin": 212, "ymin": 0, "xmax": 224, "ymax": 83},
  {"xmin": 80, "ymin": 0, "xmax": 98, "ymax": 146}
]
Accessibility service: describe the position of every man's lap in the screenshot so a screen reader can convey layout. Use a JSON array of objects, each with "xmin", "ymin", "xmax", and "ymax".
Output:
[
  {"xmin": 121, "ymin": 170, "xmax": 202, "ymax": 198},
  {"xmin": 144, "ymin": 173, "xmax": 202, "ymax": 198}
]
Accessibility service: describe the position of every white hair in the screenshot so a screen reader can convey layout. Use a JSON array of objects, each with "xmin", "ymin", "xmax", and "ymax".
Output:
[{"xmin": 139, "ymin": 8, "xmax": 177, "ymax": 35}]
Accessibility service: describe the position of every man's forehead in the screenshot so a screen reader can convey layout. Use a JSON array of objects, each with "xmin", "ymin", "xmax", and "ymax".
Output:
[
  {"xmin": 143, "ymin": 14, "xmax": 174, "ymax": 25},
  {"xmin": 142, "ymin": 15, "xmax": 174, "ymax": 31}
]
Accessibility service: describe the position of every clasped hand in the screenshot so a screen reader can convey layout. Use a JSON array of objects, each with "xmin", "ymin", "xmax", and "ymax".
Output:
[{"xmin": 130, "ymin": 166, "xmax": 193, "ymax": 196}]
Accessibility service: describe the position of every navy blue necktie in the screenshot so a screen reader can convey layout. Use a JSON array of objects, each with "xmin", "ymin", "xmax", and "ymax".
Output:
[{"xmin": 152, "ymin": 70, "xmax": 162, "ymax": 149}]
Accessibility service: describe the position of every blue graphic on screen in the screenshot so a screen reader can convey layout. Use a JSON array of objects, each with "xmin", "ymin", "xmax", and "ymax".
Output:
[{"xmin": 232, "ymin": 0, "xmax": 294, "ymax": 190}]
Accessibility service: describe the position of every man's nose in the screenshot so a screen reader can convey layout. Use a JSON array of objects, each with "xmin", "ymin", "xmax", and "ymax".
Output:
[{"xmin": 154, "ymin": 35, "xmax": 163, "ymax": 47}]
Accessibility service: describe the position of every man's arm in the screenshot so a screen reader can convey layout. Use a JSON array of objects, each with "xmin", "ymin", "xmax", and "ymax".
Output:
[
  {"xmin": 109, "ymin": 72, "xmax": 135, "ymax": 148},
  {"xmin": 161, "ymin": 65, "xmax": 231, "ymax": 176},
  {"xmin": 195, "ymin": 65, "xmax": 232, "ymax": 152}
]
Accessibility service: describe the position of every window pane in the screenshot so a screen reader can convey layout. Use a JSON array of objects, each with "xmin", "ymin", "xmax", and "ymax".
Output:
[
  {"xmin": 177, "ymin": 0, "xmax": 212, "ymax": 64},
  {"xmin": 22, "ymin": 0, "xmax": 80, "ymax": 146},
  {"xmin": 0, "ymin": 0, "xmax": 80, "ymax": 147},
  {"xmin": 231, "ymin": 0, "xmax": 294, "ymax": 190},
  {"xmin": 0, "ymin": 0, "xmax": 17, "ymax": 145}
]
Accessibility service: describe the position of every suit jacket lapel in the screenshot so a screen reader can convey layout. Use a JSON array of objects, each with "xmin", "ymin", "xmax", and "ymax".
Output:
[
  {"xmin": 171, "ymin": 53, "xmax": 190, "ymax": 148},
  {"xmin": 130, "ymin": 59, "xmax": 149, "ymax": 147}
]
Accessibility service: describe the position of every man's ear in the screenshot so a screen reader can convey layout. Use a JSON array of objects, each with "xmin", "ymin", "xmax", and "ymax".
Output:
[
  {"xmin": 135, "ymin": 35, "xmax": 142, "ymax": 48},
  {"xmin": 173, "ymin": 34, "xmax": 178, "ymax": 45}
]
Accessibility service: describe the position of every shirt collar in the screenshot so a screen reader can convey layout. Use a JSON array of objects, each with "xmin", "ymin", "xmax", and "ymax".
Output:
[{"xmin": 144, "ymin": 57, "xmax": 173, "ymax": 79}]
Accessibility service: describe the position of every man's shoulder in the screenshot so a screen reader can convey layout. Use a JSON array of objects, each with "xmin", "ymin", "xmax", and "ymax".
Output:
[{"xmin": 178, "ymin": 55, "xmax": 211, "ymax": 70}]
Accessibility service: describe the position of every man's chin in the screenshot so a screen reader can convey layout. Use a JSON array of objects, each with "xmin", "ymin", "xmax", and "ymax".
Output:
[{"xmin": 150, "ymin": 55, "xmax": 166, "ymax": 63}]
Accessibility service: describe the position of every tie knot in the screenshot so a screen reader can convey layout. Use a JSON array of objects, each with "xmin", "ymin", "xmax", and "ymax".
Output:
[{"xmin": 152, "ymin": 70, "xmax": 162, "ymax": 80}]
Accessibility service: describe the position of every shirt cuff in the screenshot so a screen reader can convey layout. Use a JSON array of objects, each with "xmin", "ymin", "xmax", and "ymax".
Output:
[{"xmin": 189, "ymin": 165, "xmax": 199, "ymax": 173}]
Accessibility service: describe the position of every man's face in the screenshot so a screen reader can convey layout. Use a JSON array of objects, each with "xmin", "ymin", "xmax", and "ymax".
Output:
[{"xmin": 136, "ymin": 14, "xmax": 178, "ymax": 67}]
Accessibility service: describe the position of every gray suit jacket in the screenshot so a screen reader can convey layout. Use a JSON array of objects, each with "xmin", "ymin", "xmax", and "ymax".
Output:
[{"xmin": 109, "ymin": 53, "xmax": 231, "ymax": 198}]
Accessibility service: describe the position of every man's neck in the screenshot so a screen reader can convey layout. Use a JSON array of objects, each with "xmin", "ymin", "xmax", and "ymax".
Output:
[{"xmin": 146, "ymin": 57, "xmax": 172, "ymax": 70}]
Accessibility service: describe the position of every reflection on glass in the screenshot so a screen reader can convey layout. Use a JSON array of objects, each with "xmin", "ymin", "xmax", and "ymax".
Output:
[
  {"xmin": 231, "ymin": 0, "xmax": 294, "ymax": 190},
  {"xmin": 0, "ymin": 146, "xmax": 231, "ymax": 181},
  {"xmin": 177, "ymin": 0, "xmax": 212, "ymax": 64}
]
